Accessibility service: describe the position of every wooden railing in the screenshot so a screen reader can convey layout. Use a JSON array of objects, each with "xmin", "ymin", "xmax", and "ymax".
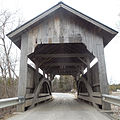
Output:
[
  {"xmin": 78, "ymin": 92, "xmax": 102, "ymax": 105},
  {"xmin": 78, "ymin": 93, "xmax": 120, "ymax": 107}
]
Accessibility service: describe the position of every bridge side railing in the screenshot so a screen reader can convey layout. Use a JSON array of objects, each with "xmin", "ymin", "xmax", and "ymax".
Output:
[
  {"xmin": 102, "ymin": 94, "xmax": 120, "ymax": 106},
  {"xmin": 0, "ymin": 94, "xmax": 52, "ymax": 109}
]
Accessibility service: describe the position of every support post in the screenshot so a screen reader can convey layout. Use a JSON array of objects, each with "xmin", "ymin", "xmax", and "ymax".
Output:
[
  {"xmin": 96, "ymin": 44, "xmax": 110, "ymax": 110},
  {"xmin": 34, "ymin": 64, "xmax": 39, "ymax": 88},
  {"xmin": 81, "ymin": 65, "xmax": 84, "ymax": 75},
  {"xmin": 49, "ymin": 74, "xmax": 55, "ymax": 91},
  {"xmin": 47, "ymin": 74, "xmax": 52, "ymax": 91},
  {"xmin": 86, "ymin": 57, "xmax": 91, "ymax": 85},
  {"xmin": 17, "ymin": 32, "xmax": 28, "ymax": 112},
  {"xmin": 76, "ymin": 71, "xmax": 80, "ymax": 95},
  {"xmin": 43, "ymin": 70, "xmax": 45, "ymax": 77}
]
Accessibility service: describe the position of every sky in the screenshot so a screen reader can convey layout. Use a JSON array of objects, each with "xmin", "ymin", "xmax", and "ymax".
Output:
[{"xmin": 0, "ymin": 0, "xmax": 120, "ymax": 84}]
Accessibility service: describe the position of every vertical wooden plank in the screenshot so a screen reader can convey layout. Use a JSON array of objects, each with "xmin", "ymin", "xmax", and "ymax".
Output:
[
  {"xmin": 17, "ymin": 32, "xmax": 28, "ymax": 112},
  {"xmin": 54, "ymin": 14, "xmax": 60, "ymax": 43},
  {"xmin": 94, "ymin": 63, "xmax": 100, "ymax": 92},
  {"xmin": 43, "ymin": 70, "xmax": 45, "ymax": 77},
  {"xmin": 27, "ymin": 27, "xmax": 38, "ymax": 55},
  {"xmin": 76, "ymin": 71, "xmax": 80, "ymax": 95},
  {"xmin": 86, "ymin": 57, "xmax": 91, "ymax": 85},
  {"xmin": 34, "ymin": 65, "xmax": 39, "ymax": 88},
  {"xmin": 27, "ymin": 65, "xmax": 35, "ymax": 91},
  {"xmin": 96, "ymin": 43, "xmax": 110, "ymax": 110}
]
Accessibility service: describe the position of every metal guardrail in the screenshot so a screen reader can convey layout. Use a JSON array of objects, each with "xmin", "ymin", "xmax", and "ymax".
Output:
[
  {"xmin": 0, "ymin": 96, "xmax": 25, "ymax": 109},
  {"xmin": 0, "ymin": 94, "xmax": 52, "ymax": 109},
  {"xmin": 102, "ymin": 94, "xmax": 120, "ymax": 106}
]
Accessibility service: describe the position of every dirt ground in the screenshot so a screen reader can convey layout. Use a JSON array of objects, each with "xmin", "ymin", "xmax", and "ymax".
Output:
[{"xmin": 0, "ymin": 107, "xmax": 16, "ymax": 120}]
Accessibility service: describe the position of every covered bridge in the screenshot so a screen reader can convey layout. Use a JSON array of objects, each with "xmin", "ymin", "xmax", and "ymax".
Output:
[{"xmin": 7, "ymin": 2, "xmax": 118, "ymax": 111}]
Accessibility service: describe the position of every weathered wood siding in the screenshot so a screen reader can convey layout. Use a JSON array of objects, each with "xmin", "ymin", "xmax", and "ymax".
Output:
[
  {"xmin": 90, "ymin": 63, "xmax": 100, "ymax": 92},
  {"xmin": 27, "ymin": 65, "xmax": 43, "ymax": 94},
  {"xmin": 27, "ymin": 12, "xmax": 103, "ymax": 57}
]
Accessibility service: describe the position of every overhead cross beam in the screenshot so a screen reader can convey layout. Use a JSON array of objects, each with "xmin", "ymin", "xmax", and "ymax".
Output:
[
  {"xmin": 51, "ymin": 71, "xmax": 77, "ymax": 75},
  {"xmin": 77, "ymin": 57, "xmax": 87, "ymax": 66},
  {"xmin": 35, "ymin": 53, "xmax": 89, "ymax": 58},
  {"xmin": 41, "ymin": 62, "xmax": 83, "ymax": 67}
]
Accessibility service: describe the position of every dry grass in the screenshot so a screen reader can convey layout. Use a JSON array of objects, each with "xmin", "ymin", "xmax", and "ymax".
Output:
[
  {"xmin": 0, "ymin": 106, "xmax": 16, "ymax": 120},
  {"xmin": 110, "ymin": 92, "xmax": 120, "ymax": 120}
]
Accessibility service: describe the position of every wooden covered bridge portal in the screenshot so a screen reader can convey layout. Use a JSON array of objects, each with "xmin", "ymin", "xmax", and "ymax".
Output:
[{"xmin": 7, "ymin": 2, "xmax": 118, "ymax": 112}]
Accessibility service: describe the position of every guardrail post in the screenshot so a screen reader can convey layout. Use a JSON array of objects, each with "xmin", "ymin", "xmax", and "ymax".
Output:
[{"xmin": 18, "ymin": 96, "xmax": 25, "ymax": 104}]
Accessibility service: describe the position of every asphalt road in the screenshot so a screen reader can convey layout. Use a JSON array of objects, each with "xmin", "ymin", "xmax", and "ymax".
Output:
[{"xmin": 7, "ymin": 93, "xmax": 111, "ymax": 120}]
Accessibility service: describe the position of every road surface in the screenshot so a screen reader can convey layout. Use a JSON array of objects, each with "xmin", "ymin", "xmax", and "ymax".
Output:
[{"xmin": 7, "ymin": 93, "xmax": 111, "ymax": 120}]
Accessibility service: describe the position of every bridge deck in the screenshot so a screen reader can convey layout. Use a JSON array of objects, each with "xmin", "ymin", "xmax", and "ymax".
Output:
[{"xmin": 7, "ymin": 93, "xmax": 110, "ymax": 120}]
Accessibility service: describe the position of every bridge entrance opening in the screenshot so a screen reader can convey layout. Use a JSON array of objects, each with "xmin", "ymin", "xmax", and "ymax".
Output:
[{"xmin": 26, "ymin": 43, "xmax": 103, "ymax": 110}]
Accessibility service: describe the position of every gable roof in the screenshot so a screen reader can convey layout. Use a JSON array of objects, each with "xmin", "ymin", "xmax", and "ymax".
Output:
[{"xmin": 7, "ymin": 1, "xmax": 118, "ymax": 47}]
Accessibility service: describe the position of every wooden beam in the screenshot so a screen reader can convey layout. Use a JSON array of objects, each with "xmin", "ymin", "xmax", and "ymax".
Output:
[
  {"xmin": 17, "ymin": 32, "xmax": 28, "ymax": 112},
  {"xmin": 81, "ymin": 65, "xmax": 84, "ymax": 75},
  {"xmin": 46, "ymin": 67, "xmax": 77, "ymax": 72},
  {"xmin": 51, "ymin": 70, "xmax": 77, "ymax": 75},
  {"xmin": 26, "ymin": 93, "xmax": 50, "ymax": 99},
  {"xmin": 30, "ymin": 78, "xmax": 51, "ymax": 109},
  {"xmin": 34, "ymin": 64, "xmax": 39, "ymax": 88},
  {"xmin": 42, "ymin": 62, "xmax": 82, "ymax": 67},
  {"xmin": 96, "ymin": 44, "xmax": 110, "ymax": 110},
  {"xmin": 78, "ymin": 95, "xmax": 102, "ymax": 105},
  {"xmin": 79, "ymin": 92, "xmax": 101, "ymax": 97},
  {"xmin": 86, "ymin": 57, "xmax": 91, "ymax": 84},
  {"xmin": 35, "ymin": 53, "xmax": 88, "ymax": 58},
  {"xmin": 79, "ymin": 77, "xmax": 98, "ymax": 108},
  {"xmin": 78, "ymin": 57, "xmax": 87, "ymax": 66},
  {"xmin": 30, "ymin": 78, "xmax": 44, "ymax": 109},
  {"xmin": 51, "ymin": 69, "xmax": 77, "ymax": 72},
  {"xmin": 76, "ymin": 72, "xmax": 80, "ymax": 95},
  {"xmin": 25, "ymin": 96, "xmax": 52, "ymax": 107}
]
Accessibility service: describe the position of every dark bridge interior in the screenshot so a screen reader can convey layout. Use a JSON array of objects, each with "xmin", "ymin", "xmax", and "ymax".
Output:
[{"xmin": 28, "ymin": 43, "xmax": 94, "ymax": 76}]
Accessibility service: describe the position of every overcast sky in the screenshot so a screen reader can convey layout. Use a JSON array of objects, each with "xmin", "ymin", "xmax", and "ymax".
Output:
[{"xmin": 0, "ymin": 0, "xmax": 120, "ymax": 84}]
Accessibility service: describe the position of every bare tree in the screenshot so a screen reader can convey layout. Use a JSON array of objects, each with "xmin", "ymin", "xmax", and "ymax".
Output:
[
  {"xmin": 0, "ymin": 10, "xmax": 12, "ymax": 79},
  {"xmin": 0, "ymin": 10, "xmax": 24, "ymax": 97}
]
